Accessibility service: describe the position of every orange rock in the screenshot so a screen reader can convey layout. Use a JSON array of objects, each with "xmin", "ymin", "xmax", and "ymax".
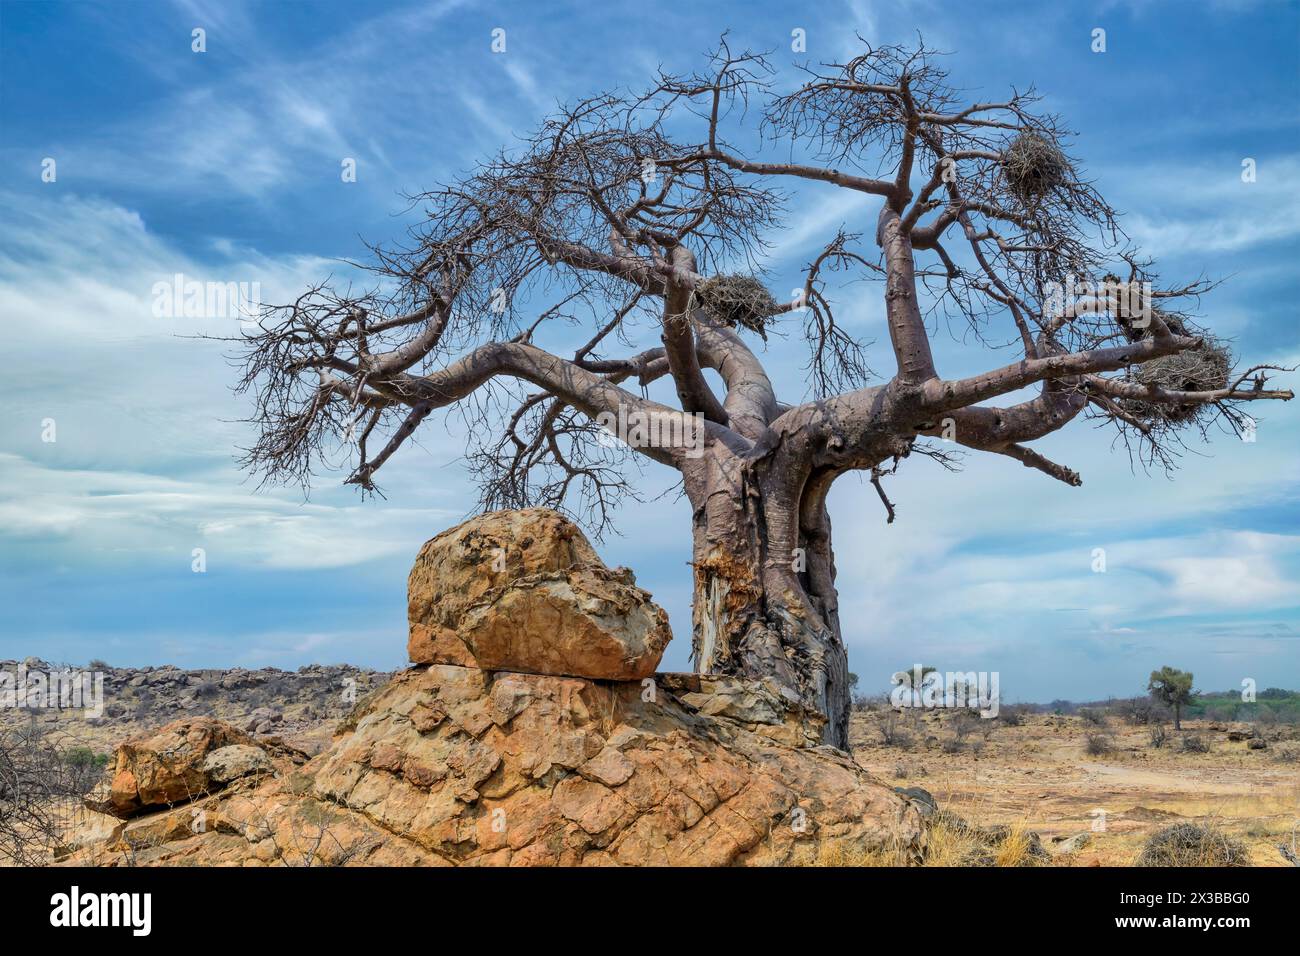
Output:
[
  {"xmin": 407, "ymin": 509, "xmax": 672, "ymax": 680},
  {"xmin": 67, "ymin": 664, "xmax": 924, "ymax": 866}
]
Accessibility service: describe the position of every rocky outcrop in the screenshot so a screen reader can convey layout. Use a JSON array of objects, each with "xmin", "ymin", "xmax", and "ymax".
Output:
[
  {"xmin": 68, "ymin": 665, "xmax": 924, "ymax": 865},
  {"xmin": 407, "ymin": 509, "xmax": 672, "ymax": 681},
  {"xmin": 63, "ymin": 508, "xmax": 922, "ymax": 866},
  {"xmin": 84, "ymin": 718, "xmax": 307, "ymax": 818}
]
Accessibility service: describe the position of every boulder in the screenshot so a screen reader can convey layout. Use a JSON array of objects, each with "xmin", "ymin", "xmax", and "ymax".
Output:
[
  {"xmin": 407, "ymin": 509, "xmax": 672, "ymax": 680},
  {"xmin": 893, "ymin": 786, "xmax": 938, "ymax": 819},
  {"xmin": 84, "ymin": 717, "xmax": 302, "ymax": 817}
]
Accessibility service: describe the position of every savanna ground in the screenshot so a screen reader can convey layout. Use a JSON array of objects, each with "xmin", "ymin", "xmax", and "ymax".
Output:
[
  {"xmin": 4, "ymin": 663, "xmax": 1298, "ymax": 866},
  {"xmin": 847, "ymin": 701, "xmax": 1300, "ymax": 867}
]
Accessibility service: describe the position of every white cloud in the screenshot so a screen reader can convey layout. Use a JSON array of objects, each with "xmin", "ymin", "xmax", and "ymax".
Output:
[
  {"xmin": 0, "ymin": 453, "xmax": 457, "ymax": 570},
  {"xmin": 1109, "ymin": 154, "xmax": 1300, "ymax": 258}
]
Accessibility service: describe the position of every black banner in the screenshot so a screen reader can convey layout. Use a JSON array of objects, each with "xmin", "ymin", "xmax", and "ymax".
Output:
[{"xmin": 0, "ymin": 865, "xmax": 1285, "ymax": 941}]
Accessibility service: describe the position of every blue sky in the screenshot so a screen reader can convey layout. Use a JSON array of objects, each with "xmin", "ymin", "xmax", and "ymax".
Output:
[{"xmin": 1, "ymin": 0, "xmax": 1297, "ymax": 702}]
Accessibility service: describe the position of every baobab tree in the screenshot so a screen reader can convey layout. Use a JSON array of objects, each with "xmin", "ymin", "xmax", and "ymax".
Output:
[{"xmin": 235, "ymin": 41, "xmax": 1292, "ymax": 749}]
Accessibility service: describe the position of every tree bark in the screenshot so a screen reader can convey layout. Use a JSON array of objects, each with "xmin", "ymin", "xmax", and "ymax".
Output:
[{"xmin": 684, "ymin": 451, "xmax": 852, "ymax": 749}]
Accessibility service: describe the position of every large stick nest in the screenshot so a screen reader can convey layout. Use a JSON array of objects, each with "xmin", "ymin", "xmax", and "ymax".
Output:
[
  {"xmin": 1121, "ymin": 337, "xmax": 1232, "ymax": 425},
  {"xmin": 693, "ymin": 274, "xmax": 780, "ymax": 340},
  {"xmin": 1001, "ymin": 131, "xmax": 1071, "ymax": 200}
]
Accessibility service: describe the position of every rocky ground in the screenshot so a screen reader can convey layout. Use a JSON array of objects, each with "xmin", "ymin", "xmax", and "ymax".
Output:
[
  {"xmin": 0, "ymin": 658, "xmax": 392, "ymax": 757},
  {"xmin": 848, "ymin": 705, "xmax": 1300, "ymax": 866}
]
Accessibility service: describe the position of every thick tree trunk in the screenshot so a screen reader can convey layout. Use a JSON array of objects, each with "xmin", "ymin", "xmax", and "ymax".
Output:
[{"xmin": 685, "ymin": 455, "xmax": 852, "ymax": 749}]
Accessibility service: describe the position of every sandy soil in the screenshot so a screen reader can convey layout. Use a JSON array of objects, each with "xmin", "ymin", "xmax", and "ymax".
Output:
[{"xmin": 850, "ymin": 708, "xmax": 1300, "ymax": 866}]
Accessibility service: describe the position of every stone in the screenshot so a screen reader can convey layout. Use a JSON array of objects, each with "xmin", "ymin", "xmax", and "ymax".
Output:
[
  {"xmin": 658, "ymin": 673, "xmax": 822, "ymax": 747},
  {"xmin": 1054, "ymin": 832, "xmax": 1092, "ymax": 854},
  {"xmin": 202, "ymin": 745, "xmax": 274, "ymax": 785},
  {"xmin": 893, "ymin": 786, "xmax": 938, "ymax": 819},
  {"xmin": 86, "ymin": 718, "xmax": 253, "ymax": 816},
  {"xmin": 408, "ymin": 509, "xmax": 672, "ymax": 680},
  {"xmin": 83, "ymin": 717, "xmax": 304, "ymax": 818}
]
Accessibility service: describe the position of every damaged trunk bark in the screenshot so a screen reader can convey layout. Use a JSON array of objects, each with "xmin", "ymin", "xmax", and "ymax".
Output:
[{"xmin": 685, "ymin": 454, "xmax": 852, "ymax": 749}]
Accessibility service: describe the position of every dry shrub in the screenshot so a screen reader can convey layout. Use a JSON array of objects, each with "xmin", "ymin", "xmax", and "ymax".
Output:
[
  {"xmin": 878, "ymin": 712, "xmax": 913, "ymax": 748},
  {"xmin": 949, "ymin": 711, "xmax": 979, "ymax": 739},
  {"xmin": 1135, "ymin": 822, "xmax": 1250, "ymax": 867},
  {"xmin": 692, "ymin": 275, "xmax": 779, "ymax": 340},
  {"xmin": 1079, "ymin": 707, "xmax": 1108, "ymax": 727},
  {"xmin": 1085, "ymin": 732, "xmax": 1113, "ymax": 756}
]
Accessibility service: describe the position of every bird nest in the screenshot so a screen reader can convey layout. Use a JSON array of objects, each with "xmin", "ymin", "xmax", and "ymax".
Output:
[
  {"xmin": 1001, "ymin": 131, "xmax": 1070, "ymax": 200},
  {"xmin": 1134, "ymin": 823, "xmax": 1250, "ymax": 867},
  {"xmin": 692, "ymin": 274, "xmax": 780, "ymax": 340},
  {"xmin": 1120, "ymin": 339, "xmax": 1232, "ymax": 425}
]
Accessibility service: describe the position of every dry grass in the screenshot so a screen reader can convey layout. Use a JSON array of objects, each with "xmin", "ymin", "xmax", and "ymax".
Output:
[
  {"xmin": 993, "ymin": 821, "xmax": 1039, "ymax": 867},
  {"xmin": 922, "ymin": 814, "xmax": 982, "ymax": 867},
  {"xmin": 811, "ymin": 837, "xmax": 912, "ymax": 867}
]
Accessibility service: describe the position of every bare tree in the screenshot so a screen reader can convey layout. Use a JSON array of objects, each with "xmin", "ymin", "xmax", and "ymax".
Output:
[{"xmin": 232, "ymin": 40, "xmax": 1292, "ymax": 749}]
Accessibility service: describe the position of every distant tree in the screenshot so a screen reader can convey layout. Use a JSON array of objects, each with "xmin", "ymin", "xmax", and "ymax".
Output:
[{"xmin": 1149, "ymin": 666, "xmax": 1195, "ymax": 731}]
